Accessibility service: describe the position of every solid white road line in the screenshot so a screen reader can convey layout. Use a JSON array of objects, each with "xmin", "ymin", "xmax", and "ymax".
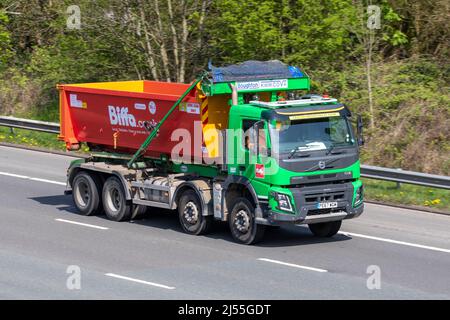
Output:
[
  {"xmin": 0, "ymin": 171, "xmax": 65, "ymax": 186},
  {"xmin": 55, "ymin": 218, "xmax": 109, "ymax": 230},
  {"xmin": 258, "ymin": 258, "xmax": 328, "ymax": 273},
  {"xmin": 339, "ymin": 231, "xmax": 450, "ymax": 254},
  {"xmin": 104, "ymin": 273, "xmax": 176, "ymax": 290}
]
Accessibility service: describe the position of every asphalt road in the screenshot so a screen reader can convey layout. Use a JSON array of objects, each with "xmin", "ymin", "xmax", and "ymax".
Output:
[{"xmin": 0, "ymin": 145, "xmax": 449, "ymax": 299}]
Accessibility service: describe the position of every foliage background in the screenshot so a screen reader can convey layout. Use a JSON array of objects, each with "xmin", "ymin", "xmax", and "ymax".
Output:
[{"xmin": 0, "ymin": 0, "xmax": 449, "ymax": 174}]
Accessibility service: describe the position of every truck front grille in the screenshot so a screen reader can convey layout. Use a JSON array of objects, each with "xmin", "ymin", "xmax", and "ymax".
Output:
[
  {"xmin": 289, "ymin": 182, "xmax": 353, "ymax": 216},
  {"xmin": 304, "ymin": 191, "xmax": 345, "ymax": 204}
]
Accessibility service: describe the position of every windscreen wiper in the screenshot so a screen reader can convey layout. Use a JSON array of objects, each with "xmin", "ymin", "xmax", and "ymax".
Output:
[
  {"xmin": 288, "ymin": 147, "xmax": 311, "ymax": 159},
  {"xmin": 326, "ymin": 144, "xmax": 347, "ymax": 155},
  {"xmin": 325, "ymin": 144, "xmax": 335, "ymax": 155}
]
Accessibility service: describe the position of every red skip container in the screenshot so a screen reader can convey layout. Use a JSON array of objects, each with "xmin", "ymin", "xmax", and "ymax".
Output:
[{"xmin": 58, "ymin": 80, "xmax": 208, "ymax": 159}]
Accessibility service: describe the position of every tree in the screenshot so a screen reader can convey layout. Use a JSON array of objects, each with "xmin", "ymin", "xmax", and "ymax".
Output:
[
  {"xmin": 0, "ymin": 9, "xmax": 12, "ymax": 70},
  {"xmin": 79, "ymin": 0, "xmax": 212, "ymax": 82}
]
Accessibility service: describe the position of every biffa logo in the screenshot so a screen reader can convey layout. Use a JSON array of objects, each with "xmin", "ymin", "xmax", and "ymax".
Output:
[{"xmin": 108, "ymin": 106, "xmax": 137, "ymax": 127}]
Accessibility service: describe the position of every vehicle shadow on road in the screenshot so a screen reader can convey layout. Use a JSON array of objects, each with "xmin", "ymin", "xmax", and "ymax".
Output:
[
  {"xmin": 29, "ymin": 194, "xmax": 351, "ymax": 247},
  {"xmin": 132, "ymin": 209, "xmax": 351, "ymax": 247},
  {"xmin": 29, "ymin": 194, "xmax": 80, "ymax": 214},
  {"xmin": 256, "ymin": 225, "xmax": 351, "ymax": 247}
]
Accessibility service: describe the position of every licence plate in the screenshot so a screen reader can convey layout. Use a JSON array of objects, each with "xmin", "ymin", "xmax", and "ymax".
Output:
[{"xmin": 317, "ymin": 202, "xmax": 338, "ymax": 209}]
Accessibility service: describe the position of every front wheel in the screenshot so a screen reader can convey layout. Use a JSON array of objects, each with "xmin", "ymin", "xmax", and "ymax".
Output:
[
  {"xmin": 228, "ymin": 198, "xmax": 265, "ymax": 245},
  {"xmin": 178, "ymin": 190, "xmax": 212, "ymax": 235},
  {"xmin": 308, "ymin": 220, "xmax": 342, "ymax": 237}
]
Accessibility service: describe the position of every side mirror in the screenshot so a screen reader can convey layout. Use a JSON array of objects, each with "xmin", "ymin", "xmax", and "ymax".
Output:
[
  {"xmin": 253, "ymin": 121, "xmax": 270, "ymax": 157},
  {"xmin": 248, "ymin": 127, "xmax": 258, "ymax": 155},
  {"xmin": 357, "ymin": 114, "xmax": 364, "ymax": 146}
]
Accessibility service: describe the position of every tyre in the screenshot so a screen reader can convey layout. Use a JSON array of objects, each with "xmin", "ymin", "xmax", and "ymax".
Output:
[
  {"xmin": 228, "ymin": 197, "xmax": 265, "ymax": 245},
  {"xmin": 72, "ymin": 171, "xmax": 102, "ymax": 216},
  {"xmin": 178, "ymin": 189, "xmax": 212, "ymax": 235},
  {"xmin": 102, "ymin": 176, "xmax": 132, "ymax": 221},
  {"xmin": 308, "ymin": 220, "xmax": 342, "ymax": 237},
  {"xmin": 131, "ymin": 205, "xmax": 147, "ymax": 220}
]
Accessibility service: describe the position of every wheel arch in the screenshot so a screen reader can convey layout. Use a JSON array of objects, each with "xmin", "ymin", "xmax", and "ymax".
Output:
[
  {"xmin": 222, "ymin": 176, "xmax": 260, "ymax": 220},
  {"xmin": 172, "ymin": 180, "xmax": 213, "ymax": 216}
]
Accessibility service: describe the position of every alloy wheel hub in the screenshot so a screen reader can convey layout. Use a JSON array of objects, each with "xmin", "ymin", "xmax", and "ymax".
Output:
[
  {"xmin": 235, "ymin": 210, "xmax": 250, "ymax": 233},
  {"xmin": 183, "ymin": 202, "xmax": 199, "ymax": 224}
]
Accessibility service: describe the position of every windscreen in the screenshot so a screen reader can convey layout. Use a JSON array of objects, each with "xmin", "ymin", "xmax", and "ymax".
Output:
[{"xmin": 269, "ymin": 116, "xmax": 355, "ymax": 156}]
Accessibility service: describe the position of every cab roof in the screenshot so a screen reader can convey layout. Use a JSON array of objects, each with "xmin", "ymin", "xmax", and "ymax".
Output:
[
  {"xmin": 249, "ymin": 97, "xmax": 339, "ymax": 109},
  {"xmin": 261, "ymin": 103, "xmax": 351, "ymax": 122}
]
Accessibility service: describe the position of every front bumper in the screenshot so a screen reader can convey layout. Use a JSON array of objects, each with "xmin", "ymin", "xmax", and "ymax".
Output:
[
  {"xmin": 257, "ymin": 182, "xmax": 364, "ymax": 225},
  {"xmin": 259, "ymin": 202, "xmax": 363, "ymax": 225}
]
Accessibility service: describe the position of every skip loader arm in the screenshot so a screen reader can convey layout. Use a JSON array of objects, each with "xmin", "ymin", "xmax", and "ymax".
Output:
[{"xmin": 127, "ymin": 72, "xmax": 207, "ymax": 168}]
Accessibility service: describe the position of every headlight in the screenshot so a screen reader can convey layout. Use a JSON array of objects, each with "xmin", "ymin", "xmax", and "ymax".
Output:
[
  {"xmin": 274, "ymin": 192, "xmax": 293, "ymax": 212},
  {"xmin": 355, "ymin": 186, "xmax": 363, "ymax": 204}
]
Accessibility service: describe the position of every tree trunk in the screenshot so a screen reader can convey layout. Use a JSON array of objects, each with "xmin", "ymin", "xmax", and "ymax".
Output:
[
  {"xmin": 155, "ymin": 0, "xmax": 172, "ymax": 82},
  {"xmin": 167, "ymin": 0, "xmax": 180, "ymax": 81},
  {"xmin": 138, "ymin": 4, "xmax": 159, "ymax": 81},
  {"xmin": 179, "ymin": 1, "xmax": 189, "ymax": 83},
  {"xmin": 366, "ymin": 30, "xmax": 375, "ymax": 130}
]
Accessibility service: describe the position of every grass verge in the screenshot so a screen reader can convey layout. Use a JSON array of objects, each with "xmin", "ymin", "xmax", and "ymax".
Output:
[
  {"xmin": 362, "ymin": 178, "xmax": 449, "ymax": 212},
  {"xmin": 0, "ymin": 127, "xmax": 66, "ymax": 150}
]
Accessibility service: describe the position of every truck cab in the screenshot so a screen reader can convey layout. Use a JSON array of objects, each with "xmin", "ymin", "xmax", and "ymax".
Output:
[
  {"xmin": 200, "ymin": 62, "xmax": 364, "ymax": 243},
  {"xmin": 227, "ymin": 97, "xmax": 364, "ymax": 228}
]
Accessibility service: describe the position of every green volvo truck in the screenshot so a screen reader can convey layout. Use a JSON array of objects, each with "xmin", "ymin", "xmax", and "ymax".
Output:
[{"xmin": 61, "ymin": 60, "xmax": 364, "ymax": 244}]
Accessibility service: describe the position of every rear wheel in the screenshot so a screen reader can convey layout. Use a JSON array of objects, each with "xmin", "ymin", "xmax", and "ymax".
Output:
[
  {"xmin": 178, "ymin": 189, "xmax": 212, "ymax": 235},
  {"xmin": 228, "ymin": 198, "xmax": 265, "ymax": 245},
  {"xmin": 102, "ymin": 176, "xmax": 132, "ymax": 221},
  {"xmin": 308, "ymin": 220, "xmax": 342, "ymax": 237},
  {"xmin": 72, "ymin": 171, "xmax": 102, "ymax": 216},
  {"xmin": 131, "ymin": 205, "xmax": 147, "ymax": 220}
]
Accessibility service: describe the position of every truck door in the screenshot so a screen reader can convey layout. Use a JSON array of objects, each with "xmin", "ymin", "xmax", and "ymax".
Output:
[
  {"xmin": 239, "ymin": 119, "xmax": 258, "ymax": 178},
  {"xmin": 253, "ymin": 120, "xmax": 271, "ymax": 181}
]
